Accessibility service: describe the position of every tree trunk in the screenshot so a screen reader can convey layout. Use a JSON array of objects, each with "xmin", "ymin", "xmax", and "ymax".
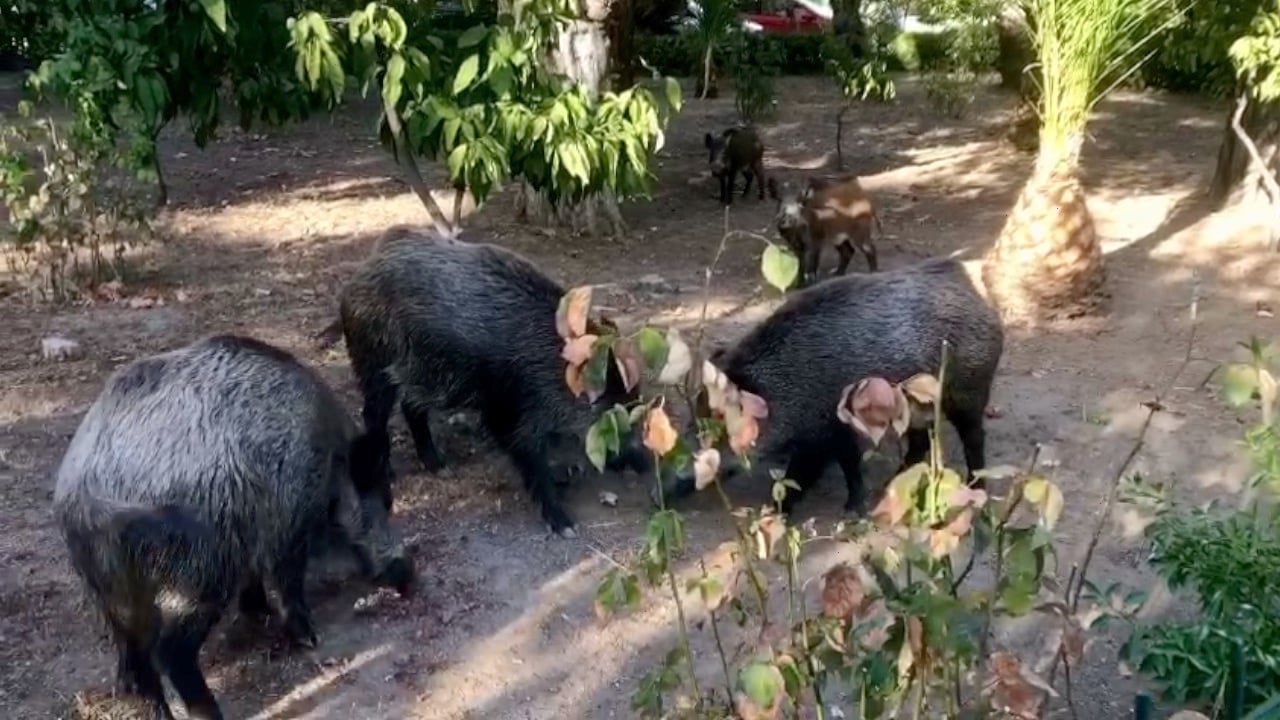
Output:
[
  {"xmin": 1210, "ymin": 92, "xmax": 1280, "ymax": 210},
  {"xmin": 517, "ymin": 0, "xmax": 627, "ymax": 237},
  {"xmin": 832, "ymin": 0, "xmax": 869, "ymax": 57},
  {"xmin": 996, "ymin": 3, "xmax": 1034, "ymax": 93},
  {"xmin": 981, "ymin": 136, "xmax": 1107, "ymax": 322},
  {"xmin": 606, "ymin": 0, "xmax": 637, "ymax": 89}
]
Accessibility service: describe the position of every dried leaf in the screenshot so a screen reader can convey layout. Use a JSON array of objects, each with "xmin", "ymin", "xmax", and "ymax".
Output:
[
  {"xmin": 986, "ymin": 651, "xmax": 1057, "ymax": 720},
  {"xmin": 702, "ymin": 360, "xmax": 731, "ymax": 412},
  {"xmin": 643, "ymin": 405, "xmax": 679, "ymax": 456},
  {"xmin": 740, "ymin": 390, "xmax": 769, "ymax": 419},
  {"xmin": 754, "ymin": 514, "xmax": 785, "ymax": 560},
  {"xmin": 901, "ymin": 373, "xmax": 941, "ymax": 405},
  {"xmin": 870, "ymin": 464, "xmax": 926, "ymax": 528},
  {"xmin": 837, "ymin": 378, "xmax": 904, "ymax": 447},
  {"xmin": 948, "ymin": 486, "xmax": 989, "ymax": 509},
  {"xmin": 693, "ymin": 448, "xmax": 721, "ymax": 490},
  {"xmin": 612, "ymin": 337, "xmax": 643, "ymax": 392},
  {"xmin": 1060, "ymin": 616, "xmax": 1086, "ymax": 666},
  {"xmin": 555, "ymin": 286, "xmax": 592, "ymax": 339},
  {"xmin": 821, "ymin": 563, "xmax": 866, "ymax": 621},
  {"xmin": 656, "ymin": 328, "xmax": 692, "ymax": 384},
  {"xmin": 928, "ymin": 527, "xmax": 959, "ymax": 558},
  {"xmin": 561, "ymin": 333, "xmax": 599, "ymax": 366},
  {"xmin": 565, "ymin": 362, "xmax": 586, "ymax": 397},
  {"xmin": 726, "ymin": 404, "xmax": 761, "ymax": 454}
]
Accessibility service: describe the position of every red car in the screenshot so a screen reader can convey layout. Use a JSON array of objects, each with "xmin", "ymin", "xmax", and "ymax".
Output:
[{"xmin": 742, "ymin": 2, "xmax": 830, "ymax": 34}]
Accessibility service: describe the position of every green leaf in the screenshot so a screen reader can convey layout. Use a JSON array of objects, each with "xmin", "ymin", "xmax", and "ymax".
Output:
[
  {"xmin": 198, "ymin": 0, "xmax": 227, "ymax": 33},
  {"xmin": 664, "ymin": 76, "xmax": 682, "ymax": 112},
  {"xmin": 1023, "ymin": 475, "xmax": 1064, "ymax": 530},
  {"xmin": 453, "ymin": 54, "xmax": 480, "ymax": 95},
  {"xmin": 585, "ymin": 414, "xmax": 618, "ymax": 473},
  {"xmin": 458, "ymin": 24, "xmax": 488, "ymax": 49},
  {"xmin": 633, "ymin": 327, "xmax": 669, "ymax": 375},
  {"xmin": 738, "ymin": 662, "xmax": 783, "ymax": 711},
  {"xmin": 1221, "ymin": 363, "xmax": 1260, "ymax": 407},
  {"xmin": 382, "ymin": 53, "xmax": 406, "ymax": 110},
  {"xmin": 761, "ymin": 244, "xmax": 799, "ymax": 292},
  {"xmin": 584, "ymin": 338, "xmax": 612, "ymax": 397},
  {"xmin": 447, "ymin": 143, "xmax": 468, "ymax": 179}
]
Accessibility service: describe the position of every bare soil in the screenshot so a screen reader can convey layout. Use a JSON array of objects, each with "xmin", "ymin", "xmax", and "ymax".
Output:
[{"xmin": 2, "ymin": 75, "xmax": 1277, "ymax": 719}]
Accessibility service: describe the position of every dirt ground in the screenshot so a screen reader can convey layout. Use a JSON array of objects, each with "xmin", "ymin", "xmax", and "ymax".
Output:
[{"xmin": 2, "ymin": 74, "xmax": 1278, "ymax": 719}]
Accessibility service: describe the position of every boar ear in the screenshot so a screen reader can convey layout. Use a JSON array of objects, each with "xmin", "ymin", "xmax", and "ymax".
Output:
[
  {"xmin": 767, "ymin": 176, "xmax": 779, "ymax": 200},
  {"xmin": 704, "ymin": 132, "xmax": 715, "ymax": 149}
]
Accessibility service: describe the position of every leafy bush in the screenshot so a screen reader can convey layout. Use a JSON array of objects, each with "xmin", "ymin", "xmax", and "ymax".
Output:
[
  {"xmin": 638, "ymin": 31, "xmax": 833, "ymax": 79},
  {"xmin": 567, "ymin": 227, "xmax": 1142, "ymax": 719},
  {"xmin": 0, "ymin": 104, "xmax": 157, "ymax": 301},
  {"xmin": 1123, "ymin": 338, "xmax": 1280, "ymax": 712},
  {"xmin": 722, "ymin": 29, "xmax": 785, "ymax": 121},
  {"xmin": 1137, "ymin": 0, "xmax": 1267, "ymax": 97},
  {"xmin": 638, "ymin": 31, "xmax": 702, "ymax": 76},
  {"xmin": 887, "ymin": 30, "xmax": 956, "ymax": 72},
  {"xmin": 0, "ymin": 1, "xmax": 62, "ymax": 65}
]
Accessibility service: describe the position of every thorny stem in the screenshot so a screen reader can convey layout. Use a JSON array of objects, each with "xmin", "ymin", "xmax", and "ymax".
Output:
[
  {"xmin": 1047, "ymin": 278, "xmax": 1202, "ymax": 687},
  {"xmin": 652, "ymin": 457, "xmax": 702, "ymax": 705}
]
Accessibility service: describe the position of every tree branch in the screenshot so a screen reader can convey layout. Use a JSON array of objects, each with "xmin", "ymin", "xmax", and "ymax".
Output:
[
  {"xmin": 1231, "ymin": 92, "xmax": 1280, "ymax": 251},
  {"xmin": 380, "ymin": 93, "xmax": 458, "ymax": 239}
]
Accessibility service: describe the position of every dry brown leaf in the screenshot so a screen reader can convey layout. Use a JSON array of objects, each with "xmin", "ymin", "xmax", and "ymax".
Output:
[
  {"xmin": 703, "ymin": 360, "xmax": 731, "ymax": 412},
  {"xmin": 948, "ymin": 486, "xmax": 989, "ymax": 509},
  {"xmin": 643, "ymin": 404, "xmax": 679, "ymax": 456},
  {"xmin": 556, "ymin": 286, "xmax": 592, "ymax": 340},
  {"xmin": 821, "ymin": 563, "xmax": 866, "ymax": 621},
  {"xmin": 612, "ymin": 338, "xmax": 643, "ymax": 392},
  {"xmin": 740, "ymin": 390, "xmax": 769, "ymax": 419},
  {"xmin": 726, "ymin": 405, "xmax": 761, "ymax": 454},
  {"xmin": 986, "ymin": 651, "xmax": 1057, "ymax": 720},
  {"xmin": 693, "ymin": 448, "xmax": 721, "ymax": 490},
  {"xmin": 561, "ymin": 334, "xmax": 599, "ymax": 366},
  {"xmin": 837, "ymin": 378, "xmax": 903, "ymax": 446},
  {"xmin": 565, "ymin": 362, "xmax": 586, "ymax": 397},
  {"xmin": 656, "ymin": 328, "xmax": 692, "ymax": 385},
  {"xmin": 754, "ymin": 514, "xmax": 786, "ymax": 560},
  {"xmin": 901, "ymin": 373, "xmax": 941, "ymax": 405},
  {"xmin": 1061, "ymin": 616, "xmax": 1087, "ymax": 666},
  {"xmin": 870, "ymin": 490, "xmax": 906, "ymax": 528}
]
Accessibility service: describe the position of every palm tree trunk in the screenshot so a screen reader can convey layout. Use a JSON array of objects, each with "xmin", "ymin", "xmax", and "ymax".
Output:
[{"xmin": 981, "ymin": 136, "xmax": 1106, "ymax": 321}]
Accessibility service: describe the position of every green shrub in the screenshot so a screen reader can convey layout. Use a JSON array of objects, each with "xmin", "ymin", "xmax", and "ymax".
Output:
[
  {"xmin": 1123, "ymin": 338, "xmax": 1280, "ymax": 710},
  {"xmin": 638, "ymin": 31, "xmax": 701, "ymax": 76},
  {"xmin": 638, "ymin": 30, "xmax": 831, "ymax": 78},
  {"xmin": 1137, "ymin": 0, "xmax": 1266, "ymax": 97},
  {"xmin": 773, "ymin": 33, "xmax": 828, "ymax": 74},
  {"xmin": 888, "ymin": 30, "xmax": 956, "ymax": 73}
]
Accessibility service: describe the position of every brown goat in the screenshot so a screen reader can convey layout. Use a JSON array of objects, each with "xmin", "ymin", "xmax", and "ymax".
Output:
[{"xmin": 767, "ymin": 173, "xmax": 883, "ymax": 287}]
